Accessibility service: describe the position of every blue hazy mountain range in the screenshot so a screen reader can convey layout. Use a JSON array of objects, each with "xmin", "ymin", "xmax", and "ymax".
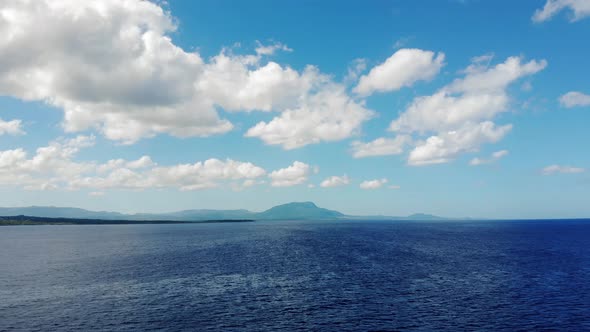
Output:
[{"xmin": 0, "ymin": 202, "xmax": 446, "ymax": 221}]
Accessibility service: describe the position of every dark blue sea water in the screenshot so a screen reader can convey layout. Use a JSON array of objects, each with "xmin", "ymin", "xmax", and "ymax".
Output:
[{"xmin": 1, "ymin": 220, "xmax": 590, "ymax": 331}]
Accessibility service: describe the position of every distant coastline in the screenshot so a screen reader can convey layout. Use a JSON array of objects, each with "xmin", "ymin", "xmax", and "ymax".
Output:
[
  {"xmin": 0, "ymin": 202, "xmax": 449, "ymax": 223},
  {"xmin": 1, "ymin": 214, "xmax": 589, "ymax": 226},
  {"xmin": 0, "ymin": 215, "xmax": 254, "ymax": 226}
]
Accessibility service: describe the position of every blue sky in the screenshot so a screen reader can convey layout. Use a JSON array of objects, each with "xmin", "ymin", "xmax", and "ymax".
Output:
[{"xmin": 0, "ymin": 0, "xmax": 589, "ymax": 218}]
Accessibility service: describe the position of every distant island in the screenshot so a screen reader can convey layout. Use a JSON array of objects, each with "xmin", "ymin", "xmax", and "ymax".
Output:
[{"xmin": 0, "ymin": 202, "xmax": 448, "ymax": 225}]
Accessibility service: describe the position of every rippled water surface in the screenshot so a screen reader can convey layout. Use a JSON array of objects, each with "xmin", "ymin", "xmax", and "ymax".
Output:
[{"xmin": 1, "ymin": 220, "xmax": 590, "ymax": 331}]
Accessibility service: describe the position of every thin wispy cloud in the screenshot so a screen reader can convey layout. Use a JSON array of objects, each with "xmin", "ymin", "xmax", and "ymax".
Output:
[
  {"xmin": 533, "ymin": 0, "xmax": 590, "ymax": 22},
  {"xmin": 470, "ymin": 150, "xmax": 509, "ymax": 166},
  {"xmin": 542, "ymin": 165, "xmax": 585, "ymax": 175}
]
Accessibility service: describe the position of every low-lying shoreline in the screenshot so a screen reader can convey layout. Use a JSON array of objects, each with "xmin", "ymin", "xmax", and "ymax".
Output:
[{"xmin": 0, "ymin": 215, "xmax": 254, "ymax": 226}]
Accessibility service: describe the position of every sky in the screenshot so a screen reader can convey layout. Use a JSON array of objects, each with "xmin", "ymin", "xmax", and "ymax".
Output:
[{"xmin": 0, "ymin": 0, "xmax": 589, "ymax": 218}]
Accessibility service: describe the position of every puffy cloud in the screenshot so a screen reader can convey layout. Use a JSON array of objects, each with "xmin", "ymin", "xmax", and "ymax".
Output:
[
  {"xmin": 542, "ymin": 165, "xmax": 585, "ymax": 175},
  {"xmin": 0, "ymin": 0, "xmax": 232, "ymax": 143},
  {"xmin": 391, "ymin": 91, "xmax": 509, "ymax": 134},
  {"xmin": 354, "ymin": 48, "xmax": 445, "ymax": 96},
  {"xmin": 24, "ymin": 135, "xmax": 96, "ymax": 176},
  {"xmin": 390, "ymin": 57, "xmax": 546, "ymax": 134},
  {"xmin": 408, "ymin": 122, "xmax": 512, "ymax": 166},
  {"xmin": 0, "ymin": 118, "xmax": 24, "ymax": 135},
  {"xmin": 351, "ymin": 135, "xmax": 410, "ymax": 158},
  {"xmin": 97, "ymin": 156, "xmax": 155, "ymax": 173},
  {"xmin": 268, "ymin": 161, "xmax": 311, "ymax": 187},
  {"xmin": 386, "ymin": 56, "xmax": 545, "ymax": 165},
  {"xmin": 360, "ymin": 178, "xmax": 388, "ymax": 190},
  {"xmin": 100, "ymin": 158, "xmax": 267, "ymax": 191},
  {"xmin": 0, "ymin": 135, "xmax": 267, "ymax": 191},
  {"xmin": 445, "ymin": 57, "xmax": 547, "ymax": 95},
  {"xmin": 469, "ymin": 149, "xmax": 509, "ymax": 166},
  {"xmin": 320, "ymin": 175, "xmax": 350, "ymax": 188},
  {"xmin": 75, "ymin": 157, "xmax": 267, "ymax": 191},
  {"xmin": 198, "ymin": 53, "xmax": 324, "ymax": 113},
  {"xmin": 353, "ymin": 56, "xmax": 543, "ymax": 163},
  {"xmin": 0, "ymin": 148, "xmax": 27, "ymax": 168},
  {"xmin": 0, "ymin": 135, "xmax": 96, "ymax": 190},
  {"xmin": 532, "ymin": 0, "xmax": 590, "ymax": 22},
  {"xmin": 126, "ymin": 156, "xmax": 155, "ymax": 169},
  {"xmin": 245, "ymin": 85, "xmax": 374, "ymax": 149},
  {"xmin": 0, "ymin": 0, "xmax": 354, "ymax": 145},
  {"xmin": 560, "ymin": 91, "xmax": 590, "ymax": 108}
]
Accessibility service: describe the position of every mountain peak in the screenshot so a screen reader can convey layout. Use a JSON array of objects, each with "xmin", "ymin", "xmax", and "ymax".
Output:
[
  {"xmin": 279, "ymin": 201, "xmax": 317, "ymax": 208},
  {"xmin": 256, "ymin": 201, "xmax": 342, "ymax": 220}
]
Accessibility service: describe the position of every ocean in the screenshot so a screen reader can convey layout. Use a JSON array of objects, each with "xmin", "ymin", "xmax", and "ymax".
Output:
[{"xmin": 1, "ymin": 220, "xmax": 590, "ymax": 331}]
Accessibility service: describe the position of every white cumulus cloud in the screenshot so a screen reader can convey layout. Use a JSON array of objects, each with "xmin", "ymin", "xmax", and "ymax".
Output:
[
  {"xmin": 320, "ymin": 175, "xmax": 350, "ymax": 188},
  {"xmin": 0, "ymin": 118, "xmax": 24, "ymax": 135},
  {"xmin": 390, "ymin": 56, "xmax": 546, "ymax": 134},
  {"xmin": 97, "ymin": 156, "xmax": 156, "ymax": 173},
  {"xmin": 245, "ymin": 85, "xmax": 374, "ymax": 149},
  {"xmin": 408, "ymin": 122, "xmax": 512, "ymax": 166},
  {"xmin": 0, "ymin": 0, "xmax": 365, "ymax": 146},
  {"xmin": 198, "ymin": 53, "xmax": 323, "ymax": 113},
  {"xmin": 351, "ymin": 135, "xmax": 411, "ymax": 158},
  {"xmin": 126, "ymin": 156, "xmax": 155, "ymax": 169},
  {"xmin": 360, "ymin": 178, "xmax": 388, "ymax": 190},
  {"xmin": 354, "ymin": 48, "xmax": 445, "ymax": 96},
  {"xmin": 386, "ymin": 55, "xmax": 545, "ymax": 166},
  {"xmin": 0, "ymin": 0, "xmax": 232, "ymax": 143},
  {"xmin": 72, "ymin": 158, "xmax": 267, "ymax": 191},
  {"xmin": 0, "ymin": 135, "xmax": 96, "ymax": 190},
  {"xmin": 268, "ymin": 161, "xmax": 311, "ymax": 187},
  {"xmin": 560, "ymin": 91, "xmax": 590, "ymax": 108},
  {"xmin": 0, "ymin": 135, "xmax": 268, "ymax": 191}
]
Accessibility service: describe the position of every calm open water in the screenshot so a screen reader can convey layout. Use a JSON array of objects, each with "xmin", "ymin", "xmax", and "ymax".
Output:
[{"xmin": 1, "ymin": 220, "xmax": 590, "ymax": 331}]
